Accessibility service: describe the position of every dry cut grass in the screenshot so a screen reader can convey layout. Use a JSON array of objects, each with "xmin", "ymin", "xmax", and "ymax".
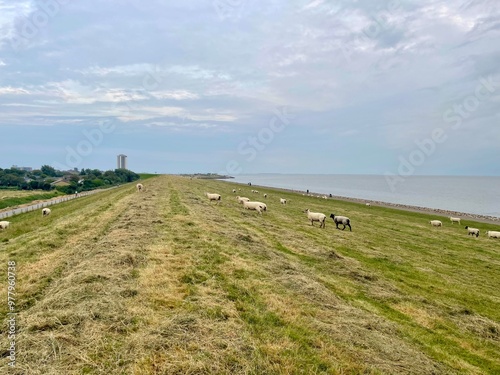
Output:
[{"xmin": 0, "ymin": 175, "xmax": 499, "ymax": 374}]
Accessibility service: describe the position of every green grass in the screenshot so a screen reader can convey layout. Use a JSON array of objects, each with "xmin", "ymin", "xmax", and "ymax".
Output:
[
  {"xmin": 0, "ymin": 191, "xmax": 62, "ymax": 210},
  {"xmin": 0, "ymin": 176, "xmax": 499, "ymax": 374}
]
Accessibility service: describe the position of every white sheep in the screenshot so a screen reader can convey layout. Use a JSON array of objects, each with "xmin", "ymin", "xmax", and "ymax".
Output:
[
  {"xmin": 42, "ymin": 208, "xmax": 51, "ymax": 216},
  {"xmin": 232, "ymin": 189, "xmax": 236, "ymax": 193},
  {"xmin": 330, "ymin": 214, "xmax": 352, "ymax": 231},
  {"xmin": 280, "ymin": 198, "xmax": 287, "ymax": 205},
  {"xmin": 486, "ymin": 230, "xmax": 500, "ymax": 239},
  {"xmin": 465, "ymin": 226, "xmax": 479, "ymax": 237},
  {"xmin": 263, "ymin": 193, "xmax": 267, "ymax": 198},
  {"xmin": 243, "ymin": 200, "xmax": 267, "ymax": 214},
  {"xmin": 206, "ymin": 192, "xmax": 221, "ymax": 202},
  {"xmin": 304, "ymin": 209, "xmax": 326, "ymax": 228},
  {"xmin": 429, "ymin": 220, "xmax": 442, "ymax": 227},
  {"xmin": 0, "ymin": 221, "xmax": 10, "ymax": 230},
  {"xmin": 449, "ymin": 217, "xmax": 461, "ymax": 224},
  {"xmin": 366, "ymin": 203, "xmax": 371, "ymax": 207},
  {"xmin": 136, "ymin": 183, "xmax": 144, "ymax": 192},
  {"xmin": 237, "ymin": 196, "xmax": 250, "ymax": 204}
]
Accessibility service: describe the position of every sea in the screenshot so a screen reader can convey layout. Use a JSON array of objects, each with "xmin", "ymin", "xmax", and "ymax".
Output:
[{"xmin": 227, "ymin": 174, "xmax": 500, "ymax": 218}]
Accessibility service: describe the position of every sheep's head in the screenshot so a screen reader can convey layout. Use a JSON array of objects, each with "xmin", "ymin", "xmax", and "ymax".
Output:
[
  {"xmin": 303, "ymin": 209, "xmax": 310, "ymax": 213},
  {"xmin": 330, "ymin": 214, "xmax": 336, "ymax": 219}
]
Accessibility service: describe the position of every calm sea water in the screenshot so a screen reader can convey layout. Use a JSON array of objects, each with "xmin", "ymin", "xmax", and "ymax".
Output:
[{"xmin": 228, "ymin": 174, "xmax": 500, "ymax": 218}]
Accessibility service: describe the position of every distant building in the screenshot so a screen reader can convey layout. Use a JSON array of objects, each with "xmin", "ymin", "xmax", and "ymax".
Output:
[
  {"xmin": 11, "ymin": 165, "xmax": 33, "ymax": 172},
  {"xmin": 117, "ymin": 154, "xmax": 127, "ymax": 169}
]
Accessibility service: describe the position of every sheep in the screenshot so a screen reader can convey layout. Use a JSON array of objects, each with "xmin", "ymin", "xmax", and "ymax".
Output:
[
  {"xmin": 429, "ymin": 220, "xmax": 442, "ymax": 227},
  {"xmin": 0, "ymin": 221, "xmax": 10, "ymax": 230},
  {"xmin": 366, "ymin": 203, "xmax": 371, "ymax": 207},
  {"xmin": 136, "ymin": 183, "xmax": 144, "ymax": 192},
  {"xmin": 304, "ymin": 209, "xmax": 326, "ymax": 228},
  {"xmin": 280, "ymin": 198, "xmax": 287, "ymax": 205},
  {"xmin": 206, "ymin": 192, "xmax": 221, "ymax": 202},
  {"xmin": 42, "ymin": 208, "xmax": 51, "ymax": 216},
  {"xmin": 329, "ymin": 214, "xmax": 352, "ymax": 231},
  {"xmin": 243, "ymin": 200, "xmax": 267, "ymax": 214},
  {"xmin": 450, "ymin": 217, "xmax": 461, "ymax": 225},
  {"xmin": 237, "ymin": 196, "xmax": 250, "ymax": 204},
  {"xmin": 486, "ymin": 230, "xmax": 500, "ymax": 239},
  {"xmin": 465, "ymin": 226, "xmax": 479, "ymax": 237},
  {"xmin": 263, "ymin": 194, "xmax": 267, "ymax": 198},
  {"xmin": 232, "ymin": 189, "xmax": 236, "ymax": 193}
]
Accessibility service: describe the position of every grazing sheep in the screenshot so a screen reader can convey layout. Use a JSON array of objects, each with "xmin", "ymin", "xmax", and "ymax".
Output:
[
  {"xmin": 486, "ymin": 230, "xmax": 500, "ymax": 239},
  {"xmin": 243, "ymin": 201, "xmax": 267, "ymax": 214},
  {"xmin": 237, "ymin": 196, "xmax": 250, "ymax": 204},
  {"xmin": 429, "ymin": 220, "xmax": 442, "ymax": 227},
  {"xmin": 0, "ymin": 221, "xmax": 10, "ymax": 230},
  {"xmin": 366, "ymin": 203, "xmax": 371, "ymax": 207},
  {"xmin": 450, "ymin": 217, "xmax": 461, "ymax": 225},
  {"xmin": 263, "ymin": 194, "xmax": 267, "ymax": 198},
  {"xmin": 280, "ymin": 198, "xmax": 287, "ymax": 205},
  {"xmin": 465, "ymin": 226, "xmax": 479, "ymax": 237},
  {"xmin": 206, "ymin": 192, "xmax": 221, "ymax": 202},
  {"xmin": 136, "ymin": 183, "xmax": 144, "ymax": 192},
  {"xmin": 304, "ymin": 209, "xmax": 326, "ymax": 228},
  {"xmin": 329, "ymin": 214, "xmax": 352, "ymax": 231},
  {"xmin": 42, "ymin": 208, "xmax": 51, "ymax": 216},
  {"xmin": 322, "ymin": 195, "xmax": 328, "ymax": 199},
  {"xmin": 232, "ymin": 189, "xmax": 236, "ymax": 193}
]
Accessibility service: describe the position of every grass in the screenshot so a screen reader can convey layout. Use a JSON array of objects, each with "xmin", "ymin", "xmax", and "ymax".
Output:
[
  {"xmin": 0, "ymin": 176, "xmax": 499, "ymax": 374},
  {"xmin": 0, "ymin": 190, "xmax": 62, "ymax": 210}
]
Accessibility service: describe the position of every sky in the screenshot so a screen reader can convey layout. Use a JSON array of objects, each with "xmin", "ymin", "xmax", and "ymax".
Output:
[{"xmin": 0, "ymin": 0, "xmax": 499, "ymax": 176}]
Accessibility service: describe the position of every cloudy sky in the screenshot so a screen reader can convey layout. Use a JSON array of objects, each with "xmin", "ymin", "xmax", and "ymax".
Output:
[{"xmin": 0, "ymin": 0, "xmax": 499, "ymax": 175}]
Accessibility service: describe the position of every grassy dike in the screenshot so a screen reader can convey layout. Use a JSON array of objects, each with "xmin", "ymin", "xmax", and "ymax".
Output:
[{"xmin": 0, "ymin": 175, "xmax": 499, "ymax": 374}]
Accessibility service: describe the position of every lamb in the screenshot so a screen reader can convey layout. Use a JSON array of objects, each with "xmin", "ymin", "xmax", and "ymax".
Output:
[
  {"xmin": 429, "ymin": 220, "xmax": 442, "ymax": 227},
  {"xmin": 42, "ymin": 208, "xmax": 51, "ymax": 216},
  {"xmin": 136, "ymin": 183, "xmax": 144, "ymax": 192},
  {"xmin": 280, "ymin": 198, "xmax": 287, "ymax": 205},
  {"xmin": 465, "ymin": 226, "xmax": 479, "ymax": 237},
  {"xmin": 243, "ymin": 200, "xmax": 267, "ymax": 214},
  {"xmin": 330, "ymin": 214, "xmax": 352, "ymax": 231},
  {"xmin": 0, "ymin": 221, "xmax": 10, "ymax": 230},
  {"xmin": 304, "ymin": 209, "xmax": 326, "ymax": 228},
  {"xmin": 486, "ymin": 230, "xmax": 500, "ymax": 239},
  {"xmin": 450, "ymin": 217, "xmax": 461, "ymax": 225},
  {"xmin": 206, "ymin": 193, "xmax": 221, "ymax": 202},
  {"xmin": 236, "ymin": 196, "xmax": 250, "ymax": 204}
]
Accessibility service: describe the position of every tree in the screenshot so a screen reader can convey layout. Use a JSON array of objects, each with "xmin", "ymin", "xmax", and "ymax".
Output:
[{"xmin": 41, "ymin": 165, "xmax": 58, "ymax": 177}]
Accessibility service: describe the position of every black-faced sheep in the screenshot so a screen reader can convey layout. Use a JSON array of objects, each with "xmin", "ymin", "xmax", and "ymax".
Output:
[
  {"xmin": 430, "ymin": 220, "xmax": 442, "ymax": 227},
  {"xmin": 486, "ymin": 230, "xmax": 500, "ymax": 239},
  {"xmin": 0, "ymin": 221, "xmax": 10, "ymax": 230},
  {"xmin": 136, "ymin": 183, "xmax": 144, "ymax": 192},
  {"xmin": 42, "ymin": 208, "xmax": 51, "ymax": 216},
  {"xmin": 243, "ymin": 201, "xmax": 267, "ymax": 214},
  {"xmin": 206, "ymin": 193, "xmax": 221, "ymax": 202},
  {"xmin": 330, "ymin": 214, "xmax": 352, "ymax": 231},
  {"xmin": 465, "ymin": 226, "xmax": 479, "ymax": 237}
]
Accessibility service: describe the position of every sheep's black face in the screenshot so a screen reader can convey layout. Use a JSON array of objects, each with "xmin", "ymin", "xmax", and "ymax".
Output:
[{"xmin": 330, "ymin": 214, "xmax": 336, "ymax": 219}]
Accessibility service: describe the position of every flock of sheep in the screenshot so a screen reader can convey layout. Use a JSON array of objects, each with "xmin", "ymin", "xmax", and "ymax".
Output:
[
  {"xmin": 204, "ymin": 186, "xmax": 500, "ymax": 239},
  {"xmin": 204, "ymin": 188, "xmax": 354, "ymax": 231},
  {"xmin": 429, "ymin": 217, "xmax": 500, "ymax": 238}
]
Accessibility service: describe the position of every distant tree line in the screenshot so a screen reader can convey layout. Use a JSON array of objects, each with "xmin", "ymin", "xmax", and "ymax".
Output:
[{"xmin": 0, "ymin": 165, "xmax": 140, "ymax": 193}]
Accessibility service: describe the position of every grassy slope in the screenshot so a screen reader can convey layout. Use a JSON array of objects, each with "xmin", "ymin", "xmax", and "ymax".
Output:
[
  {"xmin": 0, "ymin": 175, "xmax": 499, "ymax": 374},
  {"xmin": 0, "ymin": 191, "xmax": 62, "ymax": 210}
]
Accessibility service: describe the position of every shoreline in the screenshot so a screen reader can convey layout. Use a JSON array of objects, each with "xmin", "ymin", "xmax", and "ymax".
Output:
[{"xmin": 226, "ymin": 181, "xmax": 500, "ymax": 225}]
